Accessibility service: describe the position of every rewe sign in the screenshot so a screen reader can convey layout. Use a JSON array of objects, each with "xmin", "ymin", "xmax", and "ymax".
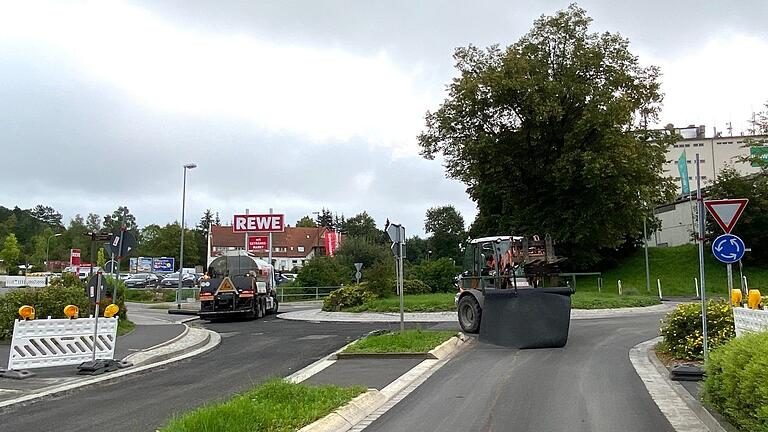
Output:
[{"xmin": 233, "ymin": 214, "xmax": 285, "ymax": 233}]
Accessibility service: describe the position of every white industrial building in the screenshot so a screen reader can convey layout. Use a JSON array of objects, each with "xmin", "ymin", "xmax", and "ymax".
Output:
[{"xmin": 651, "ymin": 125, "xmax": 765, "ymax": 247}]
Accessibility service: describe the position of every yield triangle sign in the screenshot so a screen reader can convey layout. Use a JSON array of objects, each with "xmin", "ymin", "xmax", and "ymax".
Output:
[
  {"xmin": 704, "ymin": 199, "xmax": 748, "ymax": 233},
  {"xmin": 216, "ymin": 277, "xmax": 236, "ymax": 294}
]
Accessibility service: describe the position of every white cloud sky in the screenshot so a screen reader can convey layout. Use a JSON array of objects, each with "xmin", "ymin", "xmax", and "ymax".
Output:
[{"xmin": 1, "ymin": 0, "xmax": 767, "ymax": 235}]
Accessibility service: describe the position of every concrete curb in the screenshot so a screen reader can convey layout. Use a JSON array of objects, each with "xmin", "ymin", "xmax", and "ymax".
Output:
[
  {"xmin": 0, "ymin": 327, "xmax": 221, "ymax": 411},
  {"xmin": 295, "ymin": 334, "xmax": 470, "ymax": 432},
  {"xmin": 297, "ymin": 390, "xmax": 387, "ymax": 432},
  {"xmin": 630, "ymin": 337, "xmax": 727, "ymax": 432},
  {"xmin": 123, "ymin": 325, "xmax": 212, "ymax": 366},
  {"xmin": 278, "ymin": 303, "xmax": 676, "ymax": 323}
]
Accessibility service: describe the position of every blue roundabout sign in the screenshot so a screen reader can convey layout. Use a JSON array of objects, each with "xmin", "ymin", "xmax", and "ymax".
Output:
[{"xmin": 712, "ymin": 234, "xmax": 746, "ymax": 264}]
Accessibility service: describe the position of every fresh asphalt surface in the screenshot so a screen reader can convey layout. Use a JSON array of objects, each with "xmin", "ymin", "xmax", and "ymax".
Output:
[
  {"xmin": 364, "ymin": 314, "xmax": 674, "ymax": 432},
  {"xmin": 0, "ymin": 304, "xmax": 674, "ymax": 432},
  {"xmin": 0, "ymin": 304, "xmax": 393, "ymax": 431}
]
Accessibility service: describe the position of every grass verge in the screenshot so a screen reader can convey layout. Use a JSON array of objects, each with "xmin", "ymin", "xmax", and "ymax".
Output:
[
  {"xmin": 343, "ymin": 293, "xmax": 456, "ymax": 313},
  {"xmin": 570, "ymin": 291, "xmax": 660, "ymax": 309},
  {"xmin": 343, "ymin": 329, "xmax": 456, "ymax": 354},
  {"xmin": 117, "ymin": 318, "xmax": 135, "ymax": 336},
  {"xmin": 159, "ymin": 379, "xmax": 365, "ymax": 432},
  {"xmin": 343, "ymin": 291, "xmax": 659, "ymax": 313}
]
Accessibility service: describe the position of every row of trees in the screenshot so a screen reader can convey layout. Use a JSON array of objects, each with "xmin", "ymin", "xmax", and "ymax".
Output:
[{"xmin": 0, "ymin": 205, "xmax": 222, "ymax": 275}]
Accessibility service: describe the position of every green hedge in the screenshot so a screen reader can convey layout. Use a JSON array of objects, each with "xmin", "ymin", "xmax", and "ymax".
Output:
[
  {"xmin": 659, "ymin": 300, "xmax": 735, "ymax": 360},
  {"xmin": 322, "ymin": 286, "xmax": 375, "ymax": 311},
  {"xmin": 403, "ymin": 279, "xmax": 430, "ymax": 295},
  {"xmin": 704, "ymin": 331, "xmax": 768, "ymax": 431},
  {"xmin": 0, "ymin": 286, "xmax": 90, "ymax": 340}
]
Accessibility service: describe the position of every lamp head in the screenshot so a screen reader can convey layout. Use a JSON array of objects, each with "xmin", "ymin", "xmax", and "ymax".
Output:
[{"xmin": 183, "ymin": 163, "xmax": 197, "ymax": 169}]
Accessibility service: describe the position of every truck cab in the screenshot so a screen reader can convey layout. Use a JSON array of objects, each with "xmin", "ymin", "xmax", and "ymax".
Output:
[{"xmin": 198, "ymin": 251, "xmax": 279, "ymax": 320}]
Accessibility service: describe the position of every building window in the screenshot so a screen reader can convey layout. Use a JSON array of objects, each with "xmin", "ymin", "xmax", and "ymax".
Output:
[
  {"xmin": 684, "ymin": 144, "xmax": 691, "ymax": 147},
  {"xmin": 700, "ymin": 159, "xmax": 705, "ymax": 163},
  {"xmin": 297, "ymin": 246, "xmax": 305, "ymax": 253},
  {"xmin": 273, "ymin": 247, "xmax": 287, "ymax": 252}
]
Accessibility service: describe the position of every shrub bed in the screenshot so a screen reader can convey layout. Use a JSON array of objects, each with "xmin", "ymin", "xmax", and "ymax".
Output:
[
  {"xmin": 704, "ymin": 331, "xmax": 768, "ymax": 431},
  {"xmin": 659, "ymin": 300, "xmax": 734, "ymax": 360},
  {"xmin": 0, "ymin": 285, "xmax": 90, "ymax": 340},
  {"xmin": 322, "ymin": 285, "xmax": 375, "ymax": 311}
]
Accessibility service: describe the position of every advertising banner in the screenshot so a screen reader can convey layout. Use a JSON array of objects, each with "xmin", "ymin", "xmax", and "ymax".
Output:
[
  {"xmin": 248, "ymin": 236, "xmax": 269, "ymax": 251},
  {"xmin": 152, "ymin": 257, "xmax": 175, "ymax": 273},
  {"xmin": 324, "ymin": 231, "xmax": 340, "ymax": 257},
  {"xmin": 138, "ymin": 257, "xmax": 153, "ymax": 273},
  {"xmin": 129, "ymin": 258, "xmax": 137, "ymax": 273},
  {"xmin": 232, "ymin": 214, "xmax": 285, "ymax": 233}
]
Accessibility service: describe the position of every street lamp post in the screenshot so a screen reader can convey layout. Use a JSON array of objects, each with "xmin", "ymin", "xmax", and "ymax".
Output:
[
  {"xmin": 45, "ymin": 233, "xmax": 62, "ymax": 272},
  {"xmin": 177, "ymin": 163, "xmax": 197, "ymax": 309},
  {"xmin": 427, "ymin": 250, "xmax": 432, "ymax": 262}
]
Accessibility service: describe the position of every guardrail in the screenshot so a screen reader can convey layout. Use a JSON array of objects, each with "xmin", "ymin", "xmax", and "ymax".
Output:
[{"xmin": 277, "ymin": 286, "xmax": 339, "ymax": 302}]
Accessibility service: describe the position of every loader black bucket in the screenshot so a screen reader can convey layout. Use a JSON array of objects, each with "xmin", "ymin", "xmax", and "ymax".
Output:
[{"xmin": 479, "ymin": 288, "xmax": 573, "ymax": 349}]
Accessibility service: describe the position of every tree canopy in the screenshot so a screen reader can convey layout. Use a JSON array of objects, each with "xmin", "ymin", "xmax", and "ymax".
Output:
[{"xmin": 418, "ymin": 5, "xmax": 674, "ymax": 266}]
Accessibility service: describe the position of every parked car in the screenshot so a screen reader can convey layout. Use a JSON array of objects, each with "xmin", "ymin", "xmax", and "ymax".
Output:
[
  {"xmin": 125, "ymin": 273, "xmax": 160, "ymax": 288},
  {"xmin": 160, "ymin": 272, "xmax": 196, "ymax": 288}
]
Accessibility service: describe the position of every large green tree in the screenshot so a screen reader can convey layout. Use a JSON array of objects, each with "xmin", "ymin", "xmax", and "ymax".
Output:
[
  {"xmin": 296, "ymin": 215, "xmax": 317, "ymax": 227},
  {"xmin": 1, "ymin": 233, "xmax": 21, "ymax": 274},
  {"xmin": 424, "ymin": 205, "xmax": 465, "ymax": 263},
  {"xmin": 418, "ymin": 5, "xmax": 674, "ymax": 266},
  {"xmin": 344, "ymin": 211, "xmax": 382, "ymax": 242},
  {"xmin": 103, "ymin": 207, "xmax": 137, "ymax": 233}
]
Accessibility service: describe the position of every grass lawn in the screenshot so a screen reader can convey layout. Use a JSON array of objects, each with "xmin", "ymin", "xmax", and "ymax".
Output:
[
  {"xmin": 343, "ymin": 293, "xmax": 456, "ymax": 313},
  {"xmin": 343, "ymin": 329, "xmax": 457, "ymax": 354},
  {"xmin": 117, "ymin": 318, "xmax": 135, "ymax": 336},
  {"xmin": 343, "ymin": 291, "xmax": 659, "ymax": 312},
  {"xmin": 571, "ymin": 291, "xmax": 660, "ymax": 309},
  {"xmin": 571, "ymin": 244, "xmax": 768, "ymax": 297},
  {"xmin": 160, "ymin": 379, "xmax": 365, "ymax": 432}
]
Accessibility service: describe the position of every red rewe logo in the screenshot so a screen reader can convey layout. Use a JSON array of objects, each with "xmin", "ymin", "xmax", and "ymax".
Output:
[{"xmin": 232, "ymin": 214, "xmax": 285, "ymax": 233}]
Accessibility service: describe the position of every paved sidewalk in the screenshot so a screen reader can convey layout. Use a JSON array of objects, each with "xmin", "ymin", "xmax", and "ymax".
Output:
[{"xmin": 278, "ymin": 302, "xmax": 677, "ymax": 323}]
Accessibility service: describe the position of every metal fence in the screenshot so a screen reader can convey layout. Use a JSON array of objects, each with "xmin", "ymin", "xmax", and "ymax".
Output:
[{"xmin": 277, "ymin": 286, "xmax": 340, "ymax": 302}]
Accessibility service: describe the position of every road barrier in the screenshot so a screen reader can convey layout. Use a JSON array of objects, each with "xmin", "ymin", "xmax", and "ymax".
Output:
[
  {"xmin": 0, "ymin": 275, "xmax": 48, "ymax": 288},
  {"xmin": 5, "ymin": 317, "xmax": 118, "ymax": 371},
  {"xmin": 733, "ymin": 307, "xmax": 768, "ymax": 337}
]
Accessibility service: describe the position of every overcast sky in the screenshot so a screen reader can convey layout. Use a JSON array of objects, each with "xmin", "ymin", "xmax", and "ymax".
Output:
[{"xmin": 1, "ymin": 1, "xmax": 767, "ymax": 236}]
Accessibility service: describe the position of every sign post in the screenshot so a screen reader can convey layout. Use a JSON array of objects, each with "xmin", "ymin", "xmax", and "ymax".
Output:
[
  {"xmin": 354, "ymin": 263, "xmax": 363, "ymax": 284},
  {"xmin": 386, "ymin": 221, "xmax": 406, "ymax": 333},
  {"xmin": 695, "ymin": 154, "xmax": 708, "ymax": 360}
]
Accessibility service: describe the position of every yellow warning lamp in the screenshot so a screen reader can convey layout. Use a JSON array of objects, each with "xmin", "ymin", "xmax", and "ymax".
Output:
[
  {"xmin": 18, "ymin": 305, "xmax": 35, "ymax": 320},
  {"xmin": 63, "ymin": 304, "xmax": 79, "ymax": 319},
  {"xmin": 748, "ymin": 289, "xmax": 762, "ymax": 310},
  {"xmin": 731, "ymin": 289, "xmax": 743, "ymax": 307},
  {"xmin": 104, "ymin": 303, "xmax": 120, "ymax": 318}
]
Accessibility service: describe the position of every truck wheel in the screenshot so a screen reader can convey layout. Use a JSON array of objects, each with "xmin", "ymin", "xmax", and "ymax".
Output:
[
  {"xmin": 267, "ymin": 297, "xmax": 279, "ymax": 314},
  {"xmin": 458, "ymin": 295, "xmax": 481, "ymax": 334}
]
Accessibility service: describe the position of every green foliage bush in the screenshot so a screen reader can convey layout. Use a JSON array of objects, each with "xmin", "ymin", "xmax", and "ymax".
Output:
[
  {"xmin": 403, "ymin": 279, "xmax": 431, "ymax": 295},
  {"xmin": 659, "ymin": 300, "xmax": 735, "ymax": 360},
  {"xmin": 322, "ymin": 285, "xmax": 375, "ymax": 311},
  {"xmin": 704, "ymin": 331, "xmax": 768, "ymax": 431},
  {"xmin": 296, "ymin": 256, "xmax": 346, "ymax": 287},
  {"xmin": 0, "ymin": 285, "xmax": 90, "ymax": 339},
  {"xmin": 364, "ymin": 258, "xmax": 396, "ymax": 298},
  {"xmin": 407, "ymin": 258, "xmax": 459, "ymax": 293}
]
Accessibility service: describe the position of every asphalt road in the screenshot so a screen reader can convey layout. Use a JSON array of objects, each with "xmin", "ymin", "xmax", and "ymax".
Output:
[
  {"xmin": 364, "ymin": 314, "xmax": 673, "ymax": 432},
  {"xmin": 0, "ymin": 305, "xmax": 388, "ymax": 432}
]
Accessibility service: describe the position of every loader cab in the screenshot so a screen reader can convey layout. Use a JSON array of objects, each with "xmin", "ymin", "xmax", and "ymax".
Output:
[{"xmin": 461, "ymin": 236, "xmax": 526, "ymax": 291}]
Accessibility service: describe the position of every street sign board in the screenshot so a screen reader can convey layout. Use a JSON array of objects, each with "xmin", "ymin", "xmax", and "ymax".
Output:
[
  {"xmin": 354, "ymin": 263, "xmax": 363, "ymax": 272},
  {"xmin": 105, "ymin": 230, "xmax": 137, "ymax": 259},
  {"xmin": 248, "ymin": 236, "xmax": 269, "ymax": 251},
  {"xmin": 712, "ymin": 234, "xmax": 746, "ymax": 264},
  {"xmin": 70, "ymin": 249, "xmax": 81, "ymax": 267},
  {"xmin": 704, "ymin": 199, "xmax": 748, "ymax": 233},
  {"xmin": 152, "ymin": 257, "xmax": 175, "ymax": 273},
  {"xmin": 232, "ymin": 214, "xmax": 285, "ymax": 233},
  {"xmin": 104, "ymin": 260, "xmax": 117, "ymax": 273}
]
